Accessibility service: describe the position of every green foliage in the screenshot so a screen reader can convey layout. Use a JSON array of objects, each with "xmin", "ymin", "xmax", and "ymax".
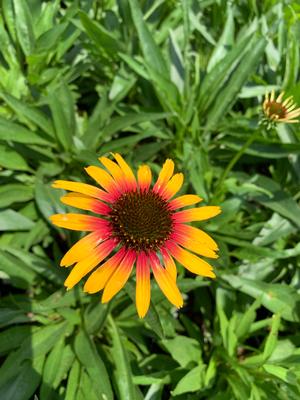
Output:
[{"xmin": 0, "ymin": 0, "xmax": 300, "ymax": 399}]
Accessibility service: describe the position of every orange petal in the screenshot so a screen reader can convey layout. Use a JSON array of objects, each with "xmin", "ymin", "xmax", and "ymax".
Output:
[
  {"xmin": 52, "ymin": 180, "xmax": 110, "ymax": 202},
  {"xmin": 60, "ymin": 231, "xmax": 103, "ymax": 267},
  {"xmin": 171, "ymin": 233, "xmax": 218, "ymax": 258},
  {"xmin": 99, "ymin": 156, "xmax": 127, "ymax": 191},
  {"xmin": 166, "ymin": 241, "xmax": 215, "ymax": 278},
  {"xmin": 174, "ymin": 224, "xmax": 218, "ymax": 250},
  {"xmin": 85, "ymin": 166, "xmax": 120, "ymax": 197},
  {"xmin": 153, "ymin": 159, "xmax": 174, "ymax": 193},
  {"xmin": 60, "ymin": 193, "xmax": 111, "ymax": 215},
  {"xmin": 161, "ymin": 248, "xmax": 177, "ymax": 280},
  {"xmin": 64, "ymin": 239, "xmax": 116, "ymax": 289},
  {"xmin": 137, "ymin": 165, "xmax": 152, "ymax": 192},
  {"xmin": 150, "ymin": 253, "xmax": 183, "ymax": 308},
  {"xmin": 50, "ymin": 213, "xmax": 111, "ymax": 232},
  {"xmin": 168, "ymin": 194, "xmax": 202, "ymax": 210},
  {"xmin": 173, "ymin": 206, "xmax": 221, "ymax": 222},
  {"xmin": 102, "ymin": 249, "xmax": 136, "ymax": 303},
  {"xmin": 84, "ymin": 247, "xmax": 126, "ymax": 293},
  {"xmin": 160, "ymin": 173, "xmax": 184, "ymax": 200},
  {"xmin": 113, "ymin": 153, "xmax": 137, "ymax": 191},
  {"xmin": 136, "ymin": 252, "xmax": 151, "ymax": 318}
]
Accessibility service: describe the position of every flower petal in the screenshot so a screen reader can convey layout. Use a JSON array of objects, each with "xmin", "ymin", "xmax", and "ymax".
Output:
[
  {"xmin": 60, "ymin": 192, "xmax": 111, "ymax": 215},
  {"xmin": 166, "ymin": 241, "xmax": 215, "ymax": 278},
  {"xmin": 136, "ymin": 252, "xmax": 151, "ymax": 318},
  {"xmin": 64, "ymin": 239, "xmax": 116, "ymax": 289},
  {"xmin": 161, "ymin": 248, "xmax": 177, "ymax": 280},
  {"xmin": 138, "ymin": 165, "xmax": 152, "ymax": 192},
  {"xmin": 168, "ymin": 195, "xmax": 202, "ymax": 210},
  {"xmin": 99, "ymin": 156, "xmax": 127, "ymax": 191},
  {"xmin": 171, "ymin": 233, "xmax": 218, "ymax": 258},
  {"xmin": 113, "ymin": 153, "xmax": 137, "ymax": 191},
  {"xmin": 60, "ymin": 231, "xmax": 103, "ymax": 267},
  {"xmin": 102, "ymin": 249, "xmax": 136, "ymax": 303},
  {"xmin": 173, "ymin": 206, "xmax": 221, "ymax": 222},
  {"xmin": 149, "ymin": 253, "xmax": 183, "ymax": 308},
  {"xmin": 160, "ymin": 173, "xmax": 184, "ymax": 200},
  {"xmin": 85, "ymin": 166, "xmax": 120, "ymax": 197},
  {"xmin": 153, "ymin": 159, "xmax": 174, "ymax": 193},
  {"xmin": 50, "ymin": 213, "xmax": 111, "ymax": 232},
  {"xmin": 52, "ymin": 180, "xmax": 110, "ymax": 202},
  {"xmin": 84, "ymin": 247, "xmax": 126, "ymax": 293},
  {"xmin": 174, "ymin": 224, "xmax": 218, "ymax": 250}
]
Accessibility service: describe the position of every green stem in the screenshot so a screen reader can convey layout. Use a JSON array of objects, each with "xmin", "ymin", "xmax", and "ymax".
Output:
[{"xmin": 213, "ymin": 130, "xmax": 259, "ymax": 199}]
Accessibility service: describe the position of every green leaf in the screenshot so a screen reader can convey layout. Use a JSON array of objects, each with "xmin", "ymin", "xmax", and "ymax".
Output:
[
  {"xmin": 0, "ymin": 210, "xmax": 34, "ymax": 231},
  {"xmin": 108, "ymin": 315, "xmax": 137, "ymax": 400},
  {"xmin": 263, "ymin": 314, "xmax": 281, "ymax": 361},
  {"xmin": 161, "ymin": 336, "xmax": 202, "ymax": 368},
  {"xmin": 235, "ymin": 297, "xmax": 262, "ymax": 339},
  {"xmin": 74, "ymin": 330, "xmax": 113, "ymax": 400},
  {"xmin": 0, "ymin": 184, "xmax": 33, "ymax": 208},
  {"xmin": 13, "ymin": 0, "xmax": 35, "ymax": 55},
  {"xmin": 128, "ymin": 0, "xmax": 168, "ymax": 77},
  {"xmin": 0, "ymin": 117, "xmax": 52, "ymax": 144},
  {"xmin": 0, "ymin": 144, "xmax": 29, "ymax": 171},
  {"xmin": 65, "ymin": 360, "xmax": 80, "ymax": 400},
  {"xmin": 172, "ymin": 365, "xmax": 205, "ymax": 396}
]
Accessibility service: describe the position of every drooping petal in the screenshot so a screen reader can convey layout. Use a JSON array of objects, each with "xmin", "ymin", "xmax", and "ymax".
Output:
[
  {"xmin": 60, "ymin": 192, "xmax": 111, "ymax": 215},
  {"xmin": 52, "ymin": 180, "xmax": 111, "ymax": 202},
  {"xmin": 153, "ymin": 159, "xmax": 174, "ymax": 193},
  {"xmin": 102, "ymin": 249, "xmax": 136, "ymax": 303},
  {"xmin": 160, "ymin": 173, "xmax": 184, "ymax": 200},
  {"xmin": 149, "ymin": 253, "xmax": 183, "ymax": 308},
  {"xmin": 174, "ymin": 224, "xmax": 218, "ymax": 250},
  {"xmin": 64, "ymin": 239, "xmax": 116, "ymax": 289},
  {"xmin": 173, "ymin": 206, "xmax": 221, "ymax": 223},
  {"xmin": 60, "ymin": 231, "xmax": 103, "ymax": 267},
  {"xmin": 168, "ymin": 194, "xmax": 202, "ymax": 210},
  {"xmin": 137, "ymin": 165, "xmax": 152, "ymax": 192},
  {"xmin": 85, "ymin": 166, "xmax": 120, "ymax": 198},
  {"xmin": 84, "ymin": 247, "xmax": 126, "ymax": 293},
  {"xmin": 113, "ymin": 153, "xmax": 137, "ymax": 191},
  {"xmin": 50, "ymin": 213, "xmax": 111, "ymax": 232},
  {"xmin": 170, "ymin": 233, "xmax": 218, "ymax": 258},
  {"xmin": 166, "ymin": 241, "xmax": 215, "ymax": 278},
  {"xmin": 136, "ymin": 252, "xmax": 151, "ymax": 318},
  {"xmin": 161, "ymin": 248, "xmax": 177, "ymax": 280}
]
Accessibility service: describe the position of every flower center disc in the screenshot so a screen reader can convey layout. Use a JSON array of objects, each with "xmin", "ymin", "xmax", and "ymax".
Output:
[
  {"xmin": 109, "ymin": 190, "xmax": 173, "ymax": 251},
  {"xmin": 266, "ymin": 101, "xmax": 286, "ymax": 118}
]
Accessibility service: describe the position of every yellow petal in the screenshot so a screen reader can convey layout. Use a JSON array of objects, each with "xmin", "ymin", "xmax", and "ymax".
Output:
[
  {"xmin": 60, "ymin": 192, "xmax": 111, "ymax": 214},
  {"xmin": 161, "ymin": 249, "xmax": 177, "ymax": 280},
  {"xmin": 113, "ymin": 153, "xmax": 137, "ymax": 190},
  {"xmin": 102, "ymin": 250, "xmax": 136, "ymax": 303},
  {"xmin": 84, "ymin": 248, "xmax": 126, "ymax": 293},
  {"xmin": 174, "ymin": 224, "xmax": 218, "ymax": 250},
  {"xmin": 168, "ymin": 195, "xmax": 202, "ymax": 210},
  {"xmin": 153, "ymin": 159, "xmax": 174, "ymax": 193},
  {"xmin": 85, "ymin": 166, "xmax": 119, "ymax": 195},
  {"xmin": 150, "ymin": 253, "xmax": 183, "ymax": 308},
  {"xmin": 64, "ymin": 239, "xmax": 115, "ymax": 289},
  {"xmin": 60, "ymin": 231, "xmax": 103, "ymax": 267},
  {"xmin": 172, "ymin": 233, "xmax": 218, "ymax": 258},
  {"xmin": 99, "ymin": 156, "xmax": 127, "ymax": 191},
  {"xmin": 174, "ymin": 206, "xmax": 221, "ymax": 222},
  {"xmin": 161, "ymin": 173, "xmax": 184, "ymax": 200},
  {"xmin": 137, "ymin": 165, "xmax": 152, "ymax": 191},
  {"xmin": 52, "ymin": 180, "xmax": 109, "ymax": 201},
  {"xmin": 50, "ymin": 213, "xmax": 110, "ymax": 231},
  {"xmin": 136, "ymin": 252, "xmax": 151, "ymax": 318},
  {"xmin": 166, "ymin": 242, "xmax": 215, "ymax": 278}
]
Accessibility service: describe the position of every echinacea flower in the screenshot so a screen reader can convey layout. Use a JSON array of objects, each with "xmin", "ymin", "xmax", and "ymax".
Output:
[
  {"xmin": 50, "ymin": 154, "xmax": 221, "ymax": 318},
  {"xmin": 263, "ymin": 90, "xmax": 300, "ymax": 124}
]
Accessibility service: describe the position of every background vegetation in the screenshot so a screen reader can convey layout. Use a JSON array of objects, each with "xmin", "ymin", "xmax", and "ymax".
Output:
[{"xmin": 1, "ymin": 0, "xmax": 300, "ymax": 399}]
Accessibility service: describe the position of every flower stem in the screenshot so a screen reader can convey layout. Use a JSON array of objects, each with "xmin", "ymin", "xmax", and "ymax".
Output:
[{"xmin": 213, "ymin": 130, "xmax": 259, "ymax": 200}]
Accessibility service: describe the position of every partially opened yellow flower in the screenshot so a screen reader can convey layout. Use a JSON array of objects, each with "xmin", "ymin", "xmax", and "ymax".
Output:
[
  {"xmin": 50, "ymin": 154, "xmax": 221, "ymax": 317},
  {"xmin": 263, "ymin": 90, "xmax": 300, "ymax": 124}
]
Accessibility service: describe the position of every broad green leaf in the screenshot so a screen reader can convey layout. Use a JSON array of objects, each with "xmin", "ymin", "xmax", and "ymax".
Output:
[
  {"xmin": 0, "ymin": 210, "xmax": 34, "ymax": 231},
  {"xmin": 74, "ymin": 330, "xmax": 113, "ymax": 400},
  {"xmin": 108, "ymin": 315, "xmax": 137, "ymax": 400},
  {"xmin": 0, "ymin": 144, "xmax": 29, "ymax": 170},
  {"xmin": 0, "ymin": 308, "xmax": 30, "ymax": 328},
  {"xmin": 0, "ymin": 117, "xmax": 52, "ymax": 145},
  {"xmin": 161, "ymin": 336, "xmax": 202, "ymax": 368},
  {"xmin": 172, "ymin": 365, "xmax": 205, "ymax": 396},
  {"xmin": 235, "ymin": 297, "xmax": 262, "ymax": 339},
  {"xmin": 0, "ymin": 184, "xmax": 33, "ymax": 208},
  {"xmin": 65, "ymin": 360, "xmax": 80, "ymax": 400}
]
